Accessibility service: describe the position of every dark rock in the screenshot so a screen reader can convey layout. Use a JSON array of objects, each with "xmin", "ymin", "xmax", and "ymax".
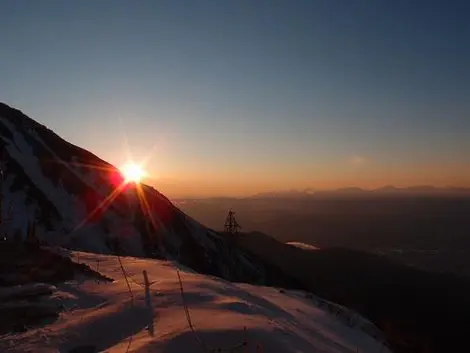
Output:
[{"xmin": 68, "ymin": 345, "xmax": 97, "ymax": 353}]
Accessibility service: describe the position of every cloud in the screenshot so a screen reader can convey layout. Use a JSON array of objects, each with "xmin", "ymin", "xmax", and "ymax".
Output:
[{"xmin": 349, "ymin": 155, "xmax": 367, "ymax": 166}]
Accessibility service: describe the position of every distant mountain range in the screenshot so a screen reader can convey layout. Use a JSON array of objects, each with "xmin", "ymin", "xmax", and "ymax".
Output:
[{"xmin": 248, "ymin": 186, "xmax": 470, "ymax": 199}]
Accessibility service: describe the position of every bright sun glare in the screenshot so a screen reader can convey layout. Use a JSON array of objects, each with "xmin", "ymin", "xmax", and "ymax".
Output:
[{"xmin": 120, "ymin": 162, "xmax": 146, "ymax": 183}]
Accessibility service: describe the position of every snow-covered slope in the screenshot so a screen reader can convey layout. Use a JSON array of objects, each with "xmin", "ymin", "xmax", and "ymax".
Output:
[
  {"xmin": 0, "ymin": 102, "xmax": 293, "ymax": 285},
  {"xmin": 287, "ymin": 242, "xmax": 319, "ymax": 251},
  {"xmin": 0, "ymin": 251, "xmax": 390, "ymax": 353}
]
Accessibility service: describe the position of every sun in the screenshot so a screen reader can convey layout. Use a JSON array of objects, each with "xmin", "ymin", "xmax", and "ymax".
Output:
[{"xmin": 120, "ymin": 161, "xmax": 146, "ymax": 183}]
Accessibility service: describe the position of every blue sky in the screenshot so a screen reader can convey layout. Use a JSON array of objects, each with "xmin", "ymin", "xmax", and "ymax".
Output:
[{"xmin": 1, "ymin": 0, "xmax": 469, "ymax": 197}]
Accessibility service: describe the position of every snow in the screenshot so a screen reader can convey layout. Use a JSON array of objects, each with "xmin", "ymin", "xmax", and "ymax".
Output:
[
  {"xmin": 1, "ymin": 176, "xmax": 37, "ymax": 238},
  {"xmin": 0, "ymin": 118, "xmax": 77, "ymax": 226},
  {"xmin": 0, "ymin": 283, "xmax": 56, "ymax": 302},
  {"xmin": 0, "ymin": 251, "xmax": 391, "ymax": 353},
  {"xmin": 287, "ymin": 242, "xmax": 320, "ymax": 251}
]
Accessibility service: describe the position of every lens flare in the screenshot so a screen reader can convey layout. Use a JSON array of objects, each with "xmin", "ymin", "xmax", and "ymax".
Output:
[{"xmin": 120, "ymin": 162, "xmax": 146, "ymax": 183}]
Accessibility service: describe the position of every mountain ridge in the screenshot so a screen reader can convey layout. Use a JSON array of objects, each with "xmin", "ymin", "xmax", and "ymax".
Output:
[
  {"xmin": 247, "ymin": 185, "xmax": 470, "ymax": 199},
  {"xmin": 0, "ymin": 102, "xmax": 297, "ymax": 287}
]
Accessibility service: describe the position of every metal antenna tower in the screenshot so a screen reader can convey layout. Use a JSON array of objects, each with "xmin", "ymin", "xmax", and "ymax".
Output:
[{"xmin": 224, "ymin": 209, "xmax": 241, "ymax": 235}]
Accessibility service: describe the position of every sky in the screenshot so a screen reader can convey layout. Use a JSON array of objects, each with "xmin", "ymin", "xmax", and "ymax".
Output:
[{"xmin": 1, "ymin": 0, "xmax": 469, "ymax": 198}]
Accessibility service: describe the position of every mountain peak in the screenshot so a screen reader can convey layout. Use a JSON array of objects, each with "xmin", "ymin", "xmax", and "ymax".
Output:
[{"xmin": 0, "ymin": 102, "xmax": 290, "ymax": 285}]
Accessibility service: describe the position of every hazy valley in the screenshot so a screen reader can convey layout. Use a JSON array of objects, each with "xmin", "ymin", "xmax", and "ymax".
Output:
[{"xmin": 175, "ymin": 192, "xmax": 470, "ymax": 277}]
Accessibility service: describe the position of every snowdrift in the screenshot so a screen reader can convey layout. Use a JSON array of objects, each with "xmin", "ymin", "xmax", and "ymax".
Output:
[{"xmin": 0, "ymin": 251, "xmax": 390, "ymax": 353}]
